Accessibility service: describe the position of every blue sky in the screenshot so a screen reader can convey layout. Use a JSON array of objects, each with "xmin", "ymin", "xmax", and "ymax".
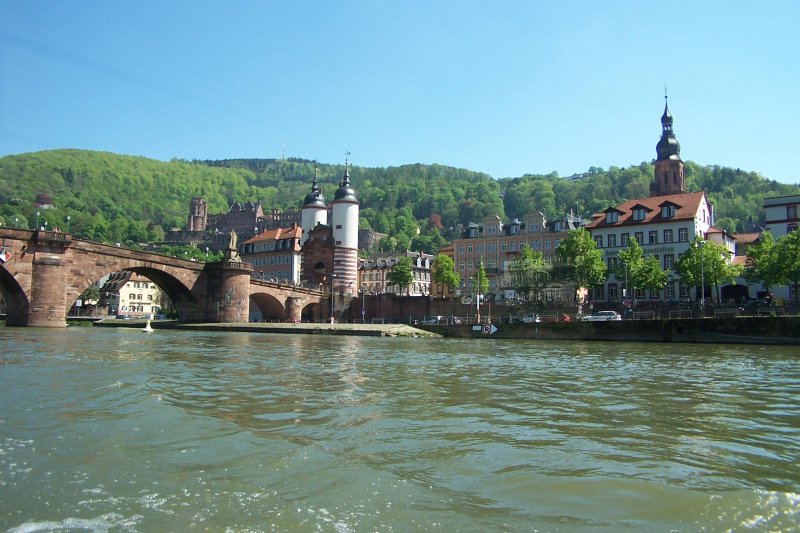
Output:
[{"xmin": 1, "ymin": 1, "xmax": 798, "ymax": 183}]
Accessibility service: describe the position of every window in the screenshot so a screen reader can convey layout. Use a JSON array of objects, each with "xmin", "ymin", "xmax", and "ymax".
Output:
[
  {"xmin": 487, "ymin": 225, "xmax": 497, "ymax": 235},
  {"xmin": 554, "ymin": 238, "xmax": 561, "ymax": 248},
  {"xmin": 679, "ymin": 284, "xmax": 689, "ymax": 298},
  {"xmin": 661, "ymin": 205, "xmax": 675, "ymax": 218},
  {"xmin": 129, "ymin": 293, "xmax": 135, "ymax": 299},
  {"xmin": 530, "ymin": 222, "xmax": 539, "ymax": 231},
  {"xmin": 635, "ymin": 232, "xmax": 643, "ymax": 245},
  {"xmin": 649, "ymin": 230, "xmax": 658, "ymax": 244},
  {"xmin": 664, "ymin": 229, "xmax": 673, "ymax": 243},
  {"xmin": 788, "ymin": 205, "xmax": 797, "ymax": 220},
  {"xmin": 621, "ymin": 233, "xmax": 629, "ymax": 246},
  {"xmin": 606, "ymin": 212, "xmax": 618, "ymax": 224},
  {"xmin": 467, "ymin": 245, "xmax": 473, "ymax": 253},
  {"xmin": 608, "ymin": 257, "xmax": 618, "ymax": 270},
  {"xmin": 459, "ymin": 263, "xmax": 465, "ymax": 271},
  {"xmin": 477, "ymin": 244, "xmax": 483, "ymax": 253},
  {"xmin": 788, "ymin": 223, "xmax": 798, "ymax": 233},
  {"xmin": 678, "ymin": 228, "xmax": 688, "ymax": 242},
  {"xmin": 501, "ymin": 242, "xmax": 507, "ymax": 251},
  {"xmin": 608, "ymin": 234, "xmax": 617, "ymax": 248},
  {"xmin": 664, "ymin": 254, "xmax": 674, "ymax": 270},
  {"xmin": 531, "ymin": 240, "xmax": 539, "ymax": 250},
  {"xmin": 544, "ymin": 240, "xmax": 551, "ymax": 250},
  {"xmin": 467, "ymin": 260, "xmax": 473, "ymax": 270},
  {"xmin": 632, "ymin": 208, "xmax": 646, "ymax": 221},
  {"xmin": 665, "ymin": 282, "xmax": 675, "ymax": 298},
  {"xmin": 608, "ymin": 283, "xmax": 618, "ymax": 300},
  {"xmin": 595, "ymin": 236, "xmax": 603, "ymax": 248},
  {"xmin": 594, "ymin": 285, "xmax": 605, "ymax": 299},
  {"xmin": 509, "ymin": 242, "xmax": 517, "ymax": 251},
  {"xmin": 459, "ymin": 245, "xmax": 464, "ymax": 254}
]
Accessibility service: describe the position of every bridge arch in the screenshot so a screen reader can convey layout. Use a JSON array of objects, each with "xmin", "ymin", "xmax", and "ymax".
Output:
[
  {"xmin": 250, "ymin": 291, "xmax": 286, "ymax": 322},
  {"xmin": 0, "ymin": 265, "xmax": 29, "ymax": 326}
]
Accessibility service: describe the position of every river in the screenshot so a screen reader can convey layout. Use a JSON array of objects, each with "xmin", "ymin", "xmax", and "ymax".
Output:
[{"xmin": 1, "ymin": 327, "xmax": 798, "ymax": 532}]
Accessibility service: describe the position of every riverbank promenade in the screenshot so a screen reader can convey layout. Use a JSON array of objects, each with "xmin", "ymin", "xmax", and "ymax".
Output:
[{"xmin": 94, "ymin": 319, "xmax": 440, "ymax": 338}]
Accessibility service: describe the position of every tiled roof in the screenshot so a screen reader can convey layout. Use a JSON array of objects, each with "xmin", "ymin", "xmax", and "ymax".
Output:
[
  {"xmin": 733, "ymin": 232, "xmax": 761, "ymax": 244},
  {"xmin": 242, "ymin": 224, "xmax": 301, "ymax": 244},
  {"xmin": 586, "ymin": 191, "xmax": 706, "ymax": 229}
]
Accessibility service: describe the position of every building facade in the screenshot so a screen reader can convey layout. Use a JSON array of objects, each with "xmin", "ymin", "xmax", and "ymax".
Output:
[
  {"xmin": 239, "ymin": 224, "xmax": 302, "ymax": 284},
  {"xmin": 98, "ymin": 272, "xmax": 164, "ymax": 317},
  {"xmin": 585, "ymin": 98, "xmax": 719, "ymax": 302},
  {"xmin": 762, "ymin": 194, "xmax": 800, "ymax": 301},
  {"xmin": 359, "ymin": 251, "xmax": 434, "ymax": 296},
  {"xmin": 452, "ymin": 211, "xmax": 582, "ymax": 301},
  {"xmin": 300, "ymin": 161, "xmax": 360, "ymax": 296}
]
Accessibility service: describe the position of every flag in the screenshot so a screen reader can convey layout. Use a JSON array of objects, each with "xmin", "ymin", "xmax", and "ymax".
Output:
[{"xmin": 0, "ymin": 249, "xmax": 11, "ymax": 263}]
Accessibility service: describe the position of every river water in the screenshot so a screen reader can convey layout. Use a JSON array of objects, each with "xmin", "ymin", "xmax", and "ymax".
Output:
[{"xmin": 1, "ymin": 327, "xmax": 798, "ymax": 532}]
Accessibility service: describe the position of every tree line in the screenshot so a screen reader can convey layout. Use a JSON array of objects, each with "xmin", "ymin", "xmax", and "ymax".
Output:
[{"xmin": 0, "ymin": 150, "xmax": 797, "ymax": 258}]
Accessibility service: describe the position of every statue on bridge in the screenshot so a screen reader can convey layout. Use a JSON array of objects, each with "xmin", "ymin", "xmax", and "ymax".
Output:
[{"xmin": 225, "ymin": 229, "xmax": 241, "ymax": 262}]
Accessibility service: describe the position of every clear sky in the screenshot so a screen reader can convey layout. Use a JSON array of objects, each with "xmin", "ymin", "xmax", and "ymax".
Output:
[{"xmin": 1, "ymin": 1, "xmax": 798, "ymax": 183}]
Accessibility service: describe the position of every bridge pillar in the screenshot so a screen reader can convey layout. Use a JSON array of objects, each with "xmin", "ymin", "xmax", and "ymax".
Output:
[
  {"xmin": 285, "ymin": 297, "xmax": 304, "ymax": 322},
  {"xmin": 29, "ymin": 254, "xmax": 68, "ymax": 328},
  {"xmin": 204, "ymin": 260, "xmax": 253, "ymax": 323}
]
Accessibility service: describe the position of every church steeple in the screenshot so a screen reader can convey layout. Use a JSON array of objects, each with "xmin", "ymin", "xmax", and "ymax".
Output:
[{"xmin": 651, "ymin": 92, "xmax": 685, "ymax": 196}]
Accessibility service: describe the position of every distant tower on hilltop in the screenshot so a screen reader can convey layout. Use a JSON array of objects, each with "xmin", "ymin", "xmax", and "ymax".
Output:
[
  {"xmin": 300, "ymin": 167, "xmax": 328, "ymax": 246},
  {"xmin": 651, "ymin": 93, "xmax": 685, "ymax": 197},
  {"xmin": 331, "ymin": 158, "xmax": 360, "ymax": 295},
  {"xmin": 187, "ymin": 197, "xmax": 207, "ymax": 232}
]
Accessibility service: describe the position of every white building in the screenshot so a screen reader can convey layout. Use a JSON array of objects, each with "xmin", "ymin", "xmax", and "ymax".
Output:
[
  {"xmin": 586, "ymin": 98, "xmax": 733, "ymax": 303},
  {"xmin": 762, "ymin": 195, "xmax": 800, "ymax": 302}
]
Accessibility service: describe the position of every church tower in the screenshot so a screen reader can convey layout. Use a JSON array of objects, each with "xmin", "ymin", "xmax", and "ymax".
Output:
[
  {"xmin": 651, "ymin": 94, "xmax": 685, "ymax": 196},
  {"xmin": 300, "ymin": 167, "xmax": 327, "ymax": 246},
  {"xmin": 331, "ymin": 158, "xmax": 359, "ymax": 295}
]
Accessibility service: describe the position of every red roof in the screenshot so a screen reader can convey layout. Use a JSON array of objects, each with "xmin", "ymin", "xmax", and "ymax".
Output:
[
  {"xmin": 586, "ymin": 191, "xmax": 707, "ymax": 229},
  {"xmin": 733, "ymin": 232, "xmax": 761, "ymax": 244},
  {"xmin": 242, "ymin": 224, "xmax": 301, "ymax": 245}
]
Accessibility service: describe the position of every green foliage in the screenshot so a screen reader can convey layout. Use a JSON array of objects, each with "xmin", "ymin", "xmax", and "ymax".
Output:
[
  {"xmin": 555, "ymin": 228, "xmax": 606, "ymax": 294},
  {"xmin": 509, "ymin": 244, "xmax": 548, "ymax": 301},
  {"xmin": 743, "ymin": 232, "xmax": 779, "ymax": 290},
  {"xmin": 432, "ymin": 253, "xmax": 460, "ymax": 290},
  {"xmin": 471, "ymin": 262, "xmax": 489, "ymax": 296},
  {"xmin": 387, "ymin": 256, "xmax": 414, "ymax": 295},
  {"xmin": 675, "ymin": 238, "xmax": 742, "ymax": 301},
  {"xmin": 616, "ymin": 239, "xmax": 668, "ymax": 294},
  {"xmin": 1, "ymin": 150, "xmax": 798, "ymax": 254},
  {"xmin": 771, "ymin": 230, "xmax": 800, "ymax": 304}
]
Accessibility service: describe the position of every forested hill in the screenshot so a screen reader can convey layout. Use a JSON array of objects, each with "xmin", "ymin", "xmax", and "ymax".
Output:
[{"xmin": 0, "ymin": 149, "xmax": 798, "ymax": 254}]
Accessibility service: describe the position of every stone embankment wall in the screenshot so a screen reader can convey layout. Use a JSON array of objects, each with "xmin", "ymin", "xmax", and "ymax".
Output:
[{"xmin": 420, "ymin": 316, "xmax": 800, "ymax": 345}]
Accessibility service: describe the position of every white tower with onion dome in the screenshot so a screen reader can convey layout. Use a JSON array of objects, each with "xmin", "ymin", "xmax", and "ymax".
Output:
[{"xmin": 331, "ymin": 158, "xmax": 359, "ymax": 295}]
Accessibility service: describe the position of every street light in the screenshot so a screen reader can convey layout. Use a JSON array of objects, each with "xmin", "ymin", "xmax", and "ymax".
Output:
[
  {"xmin": 695, "ymin": 240, "xmax": 705, "ymax": 317},
  {"xmin": 66, "ymin": 215, "xmax": 71, "ymax": 233},
  {"xmin": 14, "ymin": 217, "xmax": 18, "ymax": 228},
  {"xmin": 35, "ymin": 211, "xmax": 40, "ymax": 230},
  {"xmin": 330, "ymin": 273, "xmax": 338, "ymax": 324}
]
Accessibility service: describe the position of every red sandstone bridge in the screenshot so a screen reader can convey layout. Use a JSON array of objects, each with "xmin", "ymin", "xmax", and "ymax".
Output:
[{"xmin": 0, "ymin": 228, "xmax": 329, "ymax": 327}]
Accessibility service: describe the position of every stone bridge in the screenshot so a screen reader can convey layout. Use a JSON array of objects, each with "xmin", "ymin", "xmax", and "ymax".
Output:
[{"xmin": 0, "ymin": 228, "xmax": 329, "ymax": 327}]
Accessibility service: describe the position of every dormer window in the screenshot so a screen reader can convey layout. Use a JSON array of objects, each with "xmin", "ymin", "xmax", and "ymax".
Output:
[
  {"xmin": 661, "ymin": 205, "xmax": 676, "ymax": 218},
  {"xmin": 510, "ymin": 224, "xmax": 519, "ymax": 235},
  {"xmin": 632, "ymin": 208, "xmax": 646, "ymax": 221},
  {"xmin": 606, "ymin": 212, "xmax": 619, "ymax": 224}
]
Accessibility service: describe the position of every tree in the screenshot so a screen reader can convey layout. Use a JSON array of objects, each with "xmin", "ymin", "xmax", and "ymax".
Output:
[
  {"xmin": 431, "ymin": 253, "xmax": 460, "ymax": 295},
  {"xmin": 555, "ymin": 228, "xmax": 606, "ymax": 299},
  {"xmin": 772, "ymin": 230, "xmax": 800, "ymax": 304},
  {"xmin": 675, "ymin": 238, "xmax": 741, "ymax": 303},
  {"xmin": 616, "ymin": 239, "xmax": 668, "ymax": 297},
  {"xmin": 509, "ymin": 244, "xmax": 548, "ymax": 302},
  {"xmin": 387, "ymin": 256, "xmax": 414, "ymax": 295},
  {"xmin": 471, "ymin": 262, "xmax": 489, "ymax": 297},
  {"xmin": 743, "ymin": 231, "xmax": 779, "ymax": 293}
]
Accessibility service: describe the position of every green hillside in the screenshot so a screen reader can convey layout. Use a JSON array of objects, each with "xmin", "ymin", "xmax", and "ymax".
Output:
[{"xmin": 0, "ymin": 149, "xmax": 797, "ymax": 254}]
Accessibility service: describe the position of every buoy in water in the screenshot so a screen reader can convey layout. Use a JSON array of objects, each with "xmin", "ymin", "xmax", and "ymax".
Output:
[{"xmin": 143, "ymin": 319, "xmax": 154, "ymax": 333}]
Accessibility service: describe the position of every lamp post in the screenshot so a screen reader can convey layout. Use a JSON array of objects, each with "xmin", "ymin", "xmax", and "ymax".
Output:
[
  {"xmin": 361, "ymin": 286, "xmax": 366, "ymax": 323},
  {"xmin": 695, "ymin": 240, "xmax": 705, "ymax": 317},
  {"xmin": 329, "ymin": 273, "xmax": 338, "ymax": 324},
  {"xmin": 35, "ymin": 211, "xmax": 40, "ymax": 230},
  {"xmin": 66, "ymin": 215, "xmax": 71, "ymax": 233},
  {"xmin": 14, "ymin": 217, "xmax": 18, "ymax": 228}
]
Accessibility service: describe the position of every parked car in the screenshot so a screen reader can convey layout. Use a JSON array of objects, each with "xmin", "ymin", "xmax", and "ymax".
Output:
[
  {"xmin": 115, "ymin": 314, "xmax": 131, "ymax": 320},
  {"xmin": 521, "ymin": 314, "xmax": 541, "ymax": 323},
  {"xmin": 580, "ymin": 311, "xmax": 622, "ymax": 322}
]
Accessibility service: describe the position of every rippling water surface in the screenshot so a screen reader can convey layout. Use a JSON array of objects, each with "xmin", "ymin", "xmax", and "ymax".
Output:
[{"xmin": 1, "ymin": 327, "xmax": 799, "ymax": 531}]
